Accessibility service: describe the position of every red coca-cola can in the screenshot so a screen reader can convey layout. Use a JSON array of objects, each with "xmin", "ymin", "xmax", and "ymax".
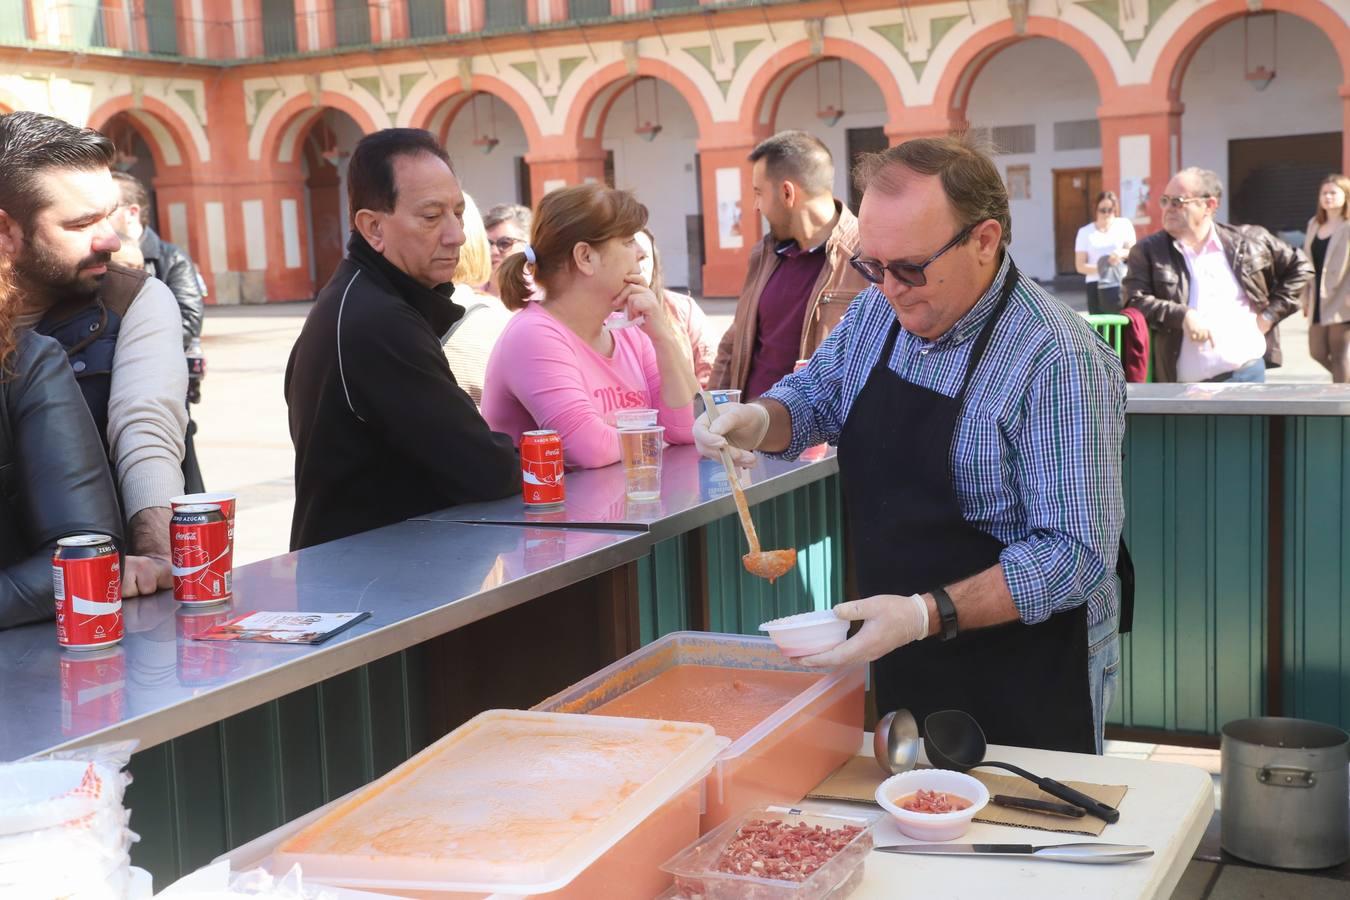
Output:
[
  {"xmin": 521, "ymin": 429, "xmax": 565, "ymax": 508},
  {"xmin": 52, "ymin": 534, "xmax": 123, "ymax": 651},
  {"xmin": 793, "ymin": 358, "xmax": 811, "ymax": 374},
  {"xmin": 171, "ymin": 503, "xmax": 233, "ymax": 605},
  {"xmin": 172, "ymin": 492, "xmax": 236, "ymax": 538},
  {"xmin": 59, "ymin": 645, "xmax": 125, "ymax": 735}
]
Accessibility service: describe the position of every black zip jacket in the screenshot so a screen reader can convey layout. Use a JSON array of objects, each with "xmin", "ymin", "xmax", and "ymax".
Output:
[
  {"xmin": 1, "ymin": 331, "xmax": 123, "ymax": 627},
  {"xmin": 140, "ymin": 226, "xmax": 204, "ymax": 348},
  {"xmin": 285, "ymin": 234, "xmax": 519, "ymax": 550}
]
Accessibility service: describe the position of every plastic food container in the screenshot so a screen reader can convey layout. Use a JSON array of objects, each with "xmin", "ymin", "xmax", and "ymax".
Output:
[
  {"xmin": 660, "ymin": 807, "xmax": 875, "ymax": 900},
  {"xmin": 875, "ymin": 770, "xmax": 989, "ymax": 841},
  {"xmin": 759, "ymin": 610, "xmax": 849, "ymax": 658},
  {"xmin": 272, "ymin": 709, "xmax": 723, "ymax": 898},
  {"xmin": 534, "ymin": 632, "xmax": 865, "ymax": 832}
]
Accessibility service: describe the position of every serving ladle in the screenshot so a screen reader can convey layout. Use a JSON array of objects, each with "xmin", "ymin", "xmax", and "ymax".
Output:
[
  {"xmin": 923, "ymin": 709, "xmax": 1121, "ymax": 824},
  {"xmin": 873, "ymin": 708, "xmax": 921, "ymax": 775},
  {"xmin": 699, "ymin": 390, "xmax": 797, "ymax": 583}
]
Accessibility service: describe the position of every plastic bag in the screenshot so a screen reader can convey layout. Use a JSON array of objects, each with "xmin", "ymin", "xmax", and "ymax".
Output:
[
  {"xmin": 159, "ymin": 861, "xmax": 345, "ymax": 898},
  {"xmin": 0, "ymin": 741, "xmax": 139, "ymax": 898}
]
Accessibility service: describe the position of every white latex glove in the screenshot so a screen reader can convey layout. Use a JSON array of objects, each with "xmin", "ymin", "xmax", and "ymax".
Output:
[
  {"xmin": 798, "ymin": 594, "xmax": 930, "ymax": 667},
  {"xmin": 694, "ymin": 401, "xmax": 770, "ymax": 468}
]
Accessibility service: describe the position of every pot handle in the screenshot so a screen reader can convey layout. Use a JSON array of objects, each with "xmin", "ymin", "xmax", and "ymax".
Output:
[{"xmin": 1258, "ymin": 765, "xmax": 1316, "ymax": 788}]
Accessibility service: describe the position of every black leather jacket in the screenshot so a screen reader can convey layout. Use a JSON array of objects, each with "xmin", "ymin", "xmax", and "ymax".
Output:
[
  {"xmin": 141, "ymin": 226, "xmax": 204, "ymax": 349},
  {"xmin": 1124, "ymin": 222, "xmax": 1313, "ymax": 382},
  {"xmin": 0, "ymin": 331, "xmax": 123, "ymax": 628}
]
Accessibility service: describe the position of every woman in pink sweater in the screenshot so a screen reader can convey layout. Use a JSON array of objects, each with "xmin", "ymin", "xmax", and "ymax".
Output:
[{"xmin": 481, "ymin": 185, "xmax": 698, "ymax": 469}]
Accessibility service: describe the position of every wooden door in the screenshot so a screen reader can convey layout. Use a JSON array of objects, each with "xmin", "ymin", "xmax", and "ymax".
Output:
[{"xmin": 1053, "ymin": 167, "xmax": 1102, "ymax": 276}]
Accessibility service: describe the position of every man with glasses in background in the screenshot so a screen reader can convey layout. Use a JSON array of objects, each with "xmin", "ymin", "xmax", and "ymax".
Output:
[
  {"xmin": 1124, "ymin": 167, "xmax": 1312, "ymax": 383},
  {"xmin": 693, "ymin": 134, "xmax": 1131, "ymax": 755}
]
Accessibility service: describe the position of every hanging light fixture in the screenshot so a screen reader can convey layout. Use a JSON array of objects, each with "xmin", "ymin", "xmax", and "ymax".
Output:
[
  {"xmin": 815, "ymin": 59, "xmax": 845, "ymax": 127},
  {"xmin": 470, "ymin": 93, "xmax": 500, "ymax": 154},
  {"xmin": 315, "ymin": 112, "xmax": 342, "ymax": 166},
  {"xmin": 1243, "ymin": 12, "xmax": 1277, "ymax": 92},
  {"xmin": 105, "ymin": 117, "xmax": 140, "ymax": 171},
  {"xmin": 633, "ymin": 77, "xmax": 663, "ymax": 142}
]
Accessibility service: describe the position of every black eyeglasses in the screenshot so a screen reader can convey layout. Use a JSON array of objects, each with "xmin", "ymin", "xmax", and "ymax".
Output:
[
  {"xmin": 1158, "ymin": 194, "xmax": 1209, "ymax": 209},
  {"xmin": 849, "ymin": 225, "xmax": 976, "ymax": 288},
  {"xmin": 490, "ymin": 237, "xmax": 523, "ymax": 252}
]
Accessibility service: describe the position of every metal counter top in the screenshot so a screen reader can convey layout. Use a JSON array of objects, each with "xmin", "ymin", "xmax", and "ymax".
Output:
[
  {"xmin": 416, "ymin": 443, "xmax": 839, "ymax": 539},
  {"xmin": 1127, "ymin": 383, "xmax": 1350, "ymax": 415},
  {"xmin": 1, "ymin": 520, "xmax": 649, "ymax": 761}
]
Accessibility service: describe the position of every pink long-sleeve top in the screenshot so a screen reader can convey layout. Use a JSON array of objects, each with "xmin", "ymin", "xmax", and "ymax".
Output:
[{"xmin": 481, "ymin": 301, "xmax": 696, "ymax": 468}]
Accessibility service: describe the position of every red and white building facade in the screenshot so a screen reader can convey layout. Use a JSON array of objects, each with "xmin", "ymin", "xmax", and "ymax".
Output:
[{"xmin": 0, "ymin": 0, "xmax": 1345, "ymax": 301}]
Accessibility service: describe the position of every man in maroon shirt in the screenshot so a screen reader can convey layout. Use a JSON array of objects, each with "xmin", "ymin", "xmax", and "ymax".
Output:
[{"xmin": 711, "ymin": 130, "xmax": 868, "ymax": 398}]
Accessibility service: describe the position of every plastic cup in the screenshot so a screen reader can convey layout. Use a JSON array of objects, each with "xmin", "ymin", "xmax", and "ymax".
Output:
[
  {"xmin": 619, "ymin": 426, "xmax": 664, "ymax": 501},
  {"xmin": 615, "ymin": 408, "xmax": 659, "ymax": 430}
]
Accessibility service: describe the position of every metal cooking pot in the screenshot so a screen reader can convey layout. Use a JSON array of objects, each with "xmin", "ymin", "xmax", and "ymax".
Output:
[{"xmin": 1220, "ymin": 717, "xmax": 1350, "ymax": 869}]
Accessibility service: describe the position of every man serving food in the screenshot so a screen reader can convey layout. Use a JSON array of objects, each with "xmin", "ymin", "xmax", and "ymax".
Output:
[{"xmin": 695, "ymin": 135, "xmax": 1130, "ymax": 754}]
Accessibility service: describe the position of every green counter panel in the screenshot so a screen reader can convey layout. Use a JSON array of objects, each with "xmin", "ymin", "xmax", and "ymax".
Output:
[
  {"xmin": 1115, "ymin": 415, "xmax": 1268, "ymax": 736},
  {"xmin": 126, "ymin": 648, "xmax": 426, "ymax": 886},
  {"xmin": 635, "ymin": 532, "xmax": 694, "ymax": 645},
  {"xmin": 702, "ymin": 473, "xmax": 845, "ymax": 637},
  {"xmin": 1283, "ymin": 416, "xmax": 1350, "ymax": 729}
]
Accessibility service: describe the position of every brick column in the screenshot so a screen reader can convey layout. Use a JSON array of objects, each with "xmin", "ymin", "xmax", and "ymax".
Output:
[
  {"xmin": 385, "ymin": 0, "xmax": 410, "ymax": 40},
  {"xmin": 696, "ymin": 141, "xmax": 758, "ymax": 299},
  {"xmin": 524, "ymin": 137, "xmax": 607, "ymax": 201},
  {"xmin": 1099, "ymin": 95, "xmax": 1182, "ymax": 236},
  {"xmin": 1342, "ymin": 84, "xmax": 1350, "ymax": 175},
  {"xmin": 884, "ymin": 105, "xmax": 966, "ymax": 146}
]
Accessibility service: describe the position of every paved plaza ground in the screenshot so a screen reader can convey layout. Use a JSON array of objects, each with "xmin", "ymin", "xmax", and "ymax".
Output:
[{"xmin": 188, "ymin": 288, "xmax": 1343, "ymax": 900}]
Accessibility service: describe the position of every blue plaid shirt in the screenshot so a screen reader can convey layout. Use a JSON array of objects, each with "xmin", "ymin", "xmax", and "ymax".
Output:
[{"xmin": 763, "ymin": 255, "xmax": 1125, "ymax": 627}]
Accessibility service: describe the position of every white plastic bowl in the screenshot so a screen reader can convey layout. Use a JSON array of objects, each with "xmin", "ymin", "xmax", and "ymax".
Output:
[
  {"xmin": 758, "ymin": 609, "xmax": 849, "ymax": 657},
  {"xmin": 875, "ymin": 769, "xmax": 989, "ymax": 841}
]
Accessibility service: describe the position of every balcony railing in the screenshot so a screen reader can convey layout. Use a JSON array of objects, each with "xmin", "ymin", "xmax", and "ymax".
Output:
[{"xmin": 0, "ymin": 0, "xmax": 771, "ymax": 61}]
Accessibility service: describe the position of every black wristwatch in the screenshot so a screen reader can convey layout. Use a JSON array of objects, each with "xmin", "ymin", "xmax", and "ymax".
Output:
[{"xmin": 931, "ymin": 587, "xmax": 959, "ymax": 641}]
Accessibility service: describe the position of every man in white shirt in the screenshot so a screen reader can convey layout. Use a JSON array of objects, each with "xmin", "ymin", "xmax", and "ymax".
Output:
[
  {"xmin": 1124, "ymin": 167, "xmax": 1312, "ymax": 383},
  {"xmin": 0, "ymin": 112, "xmax": 187, "ymax": 596}
]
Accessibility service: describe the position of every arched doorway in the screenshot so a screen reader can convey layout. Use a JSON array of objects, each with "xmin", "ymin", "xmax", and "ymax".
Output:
[
  {"xmin": 1175, "ymin": 11, "xmax": 1344, "ymax": 240},
  {"xmin": 600, "ymin": 76, "xmax": 701, "ymax": 291},
  {"xmin": 439, "ymin": 91, "xmax": 532, "ymax": 210},
  {"xmin": 962, "ymin": 38, "xmax": 1105, "ymax": 281},
  {"xmin": 768, "ymin": 57, "xmax": 889, "ymax": 212},
  {"xmin": 100, "ymin": 112, "xmax": 161, "ymax": 229},
  {"xmin": 298, "ymin": 109, "xmax": 365, "ymax": 290}
]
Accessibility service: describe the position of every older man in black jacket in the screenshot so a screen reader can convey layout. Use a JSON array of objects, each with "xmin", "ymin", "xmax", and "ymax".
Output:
[
  {"xmin": 285, "ymin": 129, "xmax": 519, "ymax": 550},
  {"xmin": 1124, "ymin": 167, "xmax": 1313, "ymax": 383}
]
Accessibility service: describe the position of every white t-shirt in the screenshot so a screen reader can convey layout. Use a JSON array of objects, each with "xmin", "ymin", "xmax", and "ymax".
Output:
[
  {"xmin": 1075, "ymin": 218, "xmax": 1136, "ymax": 283},
  {"xmin": 1175, "ymin": 228, "xmax": 1266, "ymax": 383}
]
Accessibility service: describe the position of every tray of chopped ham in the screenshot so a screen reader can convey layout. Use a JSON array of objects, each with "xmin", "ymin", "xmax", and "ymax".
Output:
[{"xmin": 659, "ymin": 807, "xmax": 876, "ymax": 900}]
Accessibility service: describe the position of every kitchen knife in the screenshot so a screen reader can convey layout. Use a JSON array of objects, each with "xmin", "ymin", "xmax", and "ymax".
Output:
[{"xmin": 875, "ymin": 842, "xmax": 1153, "ymax": 863}]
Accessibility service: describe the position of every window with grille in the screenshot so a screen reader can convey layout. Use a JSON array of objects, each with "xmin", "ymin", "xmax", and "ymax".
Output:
[
  {"xmin": 0, "ymin": 0, "xmax": 27, "ymax": 43},
  {"xmin": 334, "ymin": 0, "xmax": 370, "ymax": 46},
  {"xmin": 262, "ymin": 0, "xmax": 296, "ymax": 54},
  {"xmin": 144, "ymin": 0, "xmax": 177, "ymax": 54},
  {"xmin": 485, "ymin": 0, "xmax": 527, "ymax": 29},
  {"xmin": 990, "ymin": 124, "xmax": 1036, "ymax": 155},
  {"xmin": 1054, "ymin": 119, "xmax": 1101, "ymax": 152},
  {"xmin": 569, "ymin": 0, "xmax": 612, "ymax": 22},
  {"xmin": 652, "ymin": 0, "xmax": 698, "ymax": 9},
  {"xmin": 408, "ymin": 0, "xmax": 446, "ymax": 38}
]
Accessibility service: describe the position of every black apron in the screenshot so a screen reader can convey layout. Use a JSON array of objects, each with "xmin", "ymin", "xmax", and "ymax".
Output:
[{"xmin": 838, "ymin": 262, "xmax": 1103, "ymax": 754}]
